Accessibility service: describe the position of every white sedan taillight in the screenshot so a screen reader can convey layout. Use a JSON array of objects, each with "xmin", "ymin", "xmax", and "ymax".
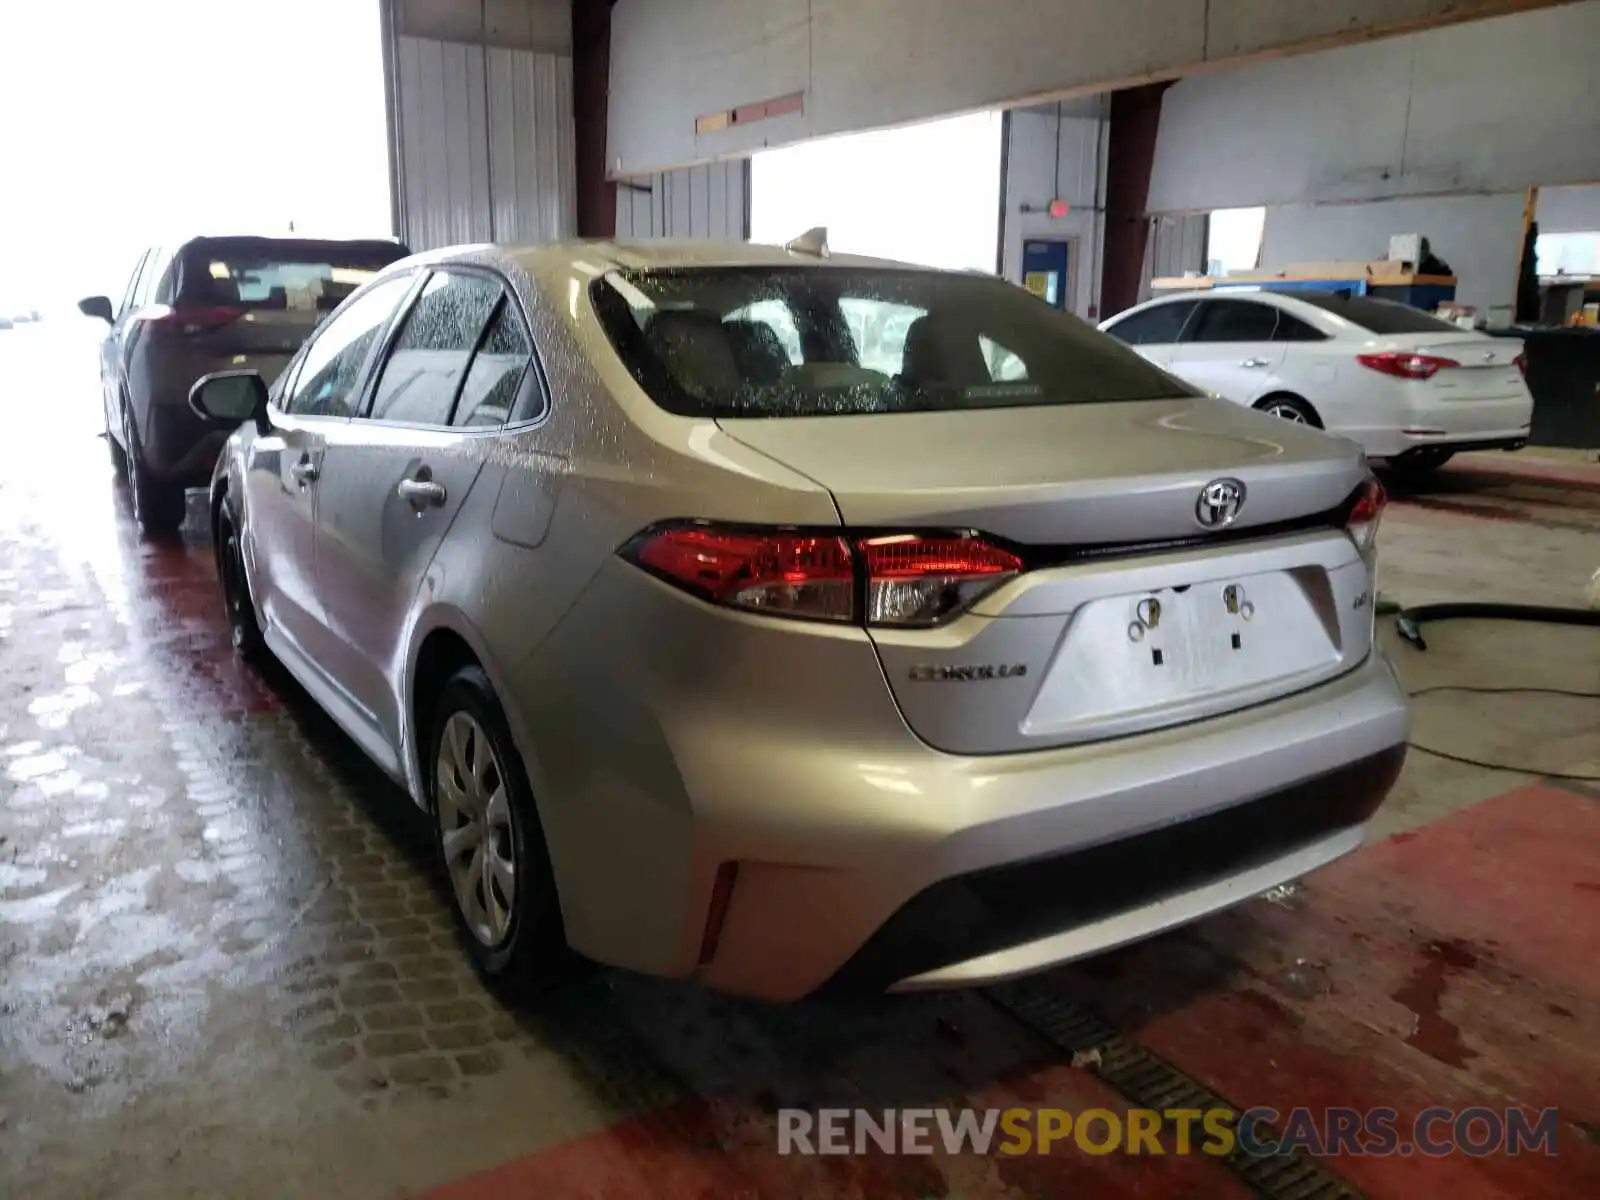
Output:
[
  {"xmin": 1344, "ymin": 478, "xmax": 1387, "ymax": 554},
  {"xmin": 622, "ymin": 524, "xmax": 1022, "ymax": 627},
  {"xmin": 1356, "ymin": 351, "xmax": 1459, "ymax": 380}
]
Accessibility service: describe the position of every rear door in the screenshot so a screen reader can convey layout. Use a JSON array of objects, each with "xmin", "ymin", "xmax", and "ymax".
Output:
[
  {"xmin": 313, "ymin": 268, "xmax": 519, "ymax": 744},
  {"xmin": 241, "ymin": 273, "xmax": 418, "ymax": 665},
  {"xmin": 1166, "ymin": 298, "xmax": 1287, "ymax": 402}
]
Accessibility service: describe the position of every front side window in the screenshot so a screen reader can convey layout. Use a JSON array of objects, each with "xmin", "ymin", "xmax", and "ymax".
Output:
[
  {"xmin": 285, "ymin": 275, "xmax": 415, "ymax": 418},
  {"xmin": 592, "ymin": 267, "xmax": 1193, "ymax": 419},
  {"xmin": 367, "ymin": 271, "xmax": 502, "ymax": 425}
]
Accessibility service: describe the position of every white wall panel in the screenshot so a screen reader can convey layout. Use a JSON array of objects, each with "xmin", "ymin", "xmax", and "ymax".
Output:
[
  {"xmin": 613, "ymin": 163, "xmax": 749, "ymax": 240},
  {"xmin": 394, "ymin": 36, "xmax": 574, "ymax": 252},
  {"xmin": 1148, "ymin": 3, "xmax": 1600, "ymax": 213},
  {"xmin": 1260, "ymin": 193, "xmax": 1528, "ymax": 318},
  {"xmin": 606, "ymin": 0, "xmax": 1570, "ymax": 176},
  {"xmin": 1141, "ymin": 214, "xmax": 1210, "ymax": 300}
]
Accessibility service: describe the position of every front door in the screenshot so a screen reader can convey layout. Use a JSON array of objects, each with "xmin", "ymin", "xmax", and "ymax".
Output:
[
  {"xmin": 312, "ymin": 269, "xmax": 511, "ymax": 746},
  {"xmin": 241, "ymin": 409, "xmax": 329, "ymax": 655},
  {"xmin": 249, "ymin": 273, "xmax": 419, "ymax": 666},
  {"xmin": 1165, "ymin": 297, "xmax": 1287, "ymax": 404}
]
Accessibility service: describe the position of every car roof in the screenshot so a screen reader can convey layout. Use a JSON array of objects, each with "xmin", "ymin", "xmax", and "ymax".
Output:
[{"xmin": 409, "ymin": 239, "xmax": 952, "ymax": 276}]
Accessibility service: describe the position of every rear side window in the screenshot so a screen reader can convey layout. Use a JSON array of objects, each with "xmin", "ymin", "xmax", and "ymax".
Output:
[
  {"xmin": 1282, "ymin": 290, "xmax": 1463, "ymax": 335},
  {"xmin": 1272, "ymin": 313, "xmax": 1327, "ymax": 342},
  {"xmin": 177, "ymin": 237, "xmax": 410, "ymax": 316},
  {"xmin": 1104, "ymin": 300, "xmax": 1197, "ymax": 346},
  {"xmin": 367, "ymin": 271, "xmax": 502, "ymax": 425},
  {"xmin": 591, "ymin": 266, "xmax": 1194, "ymax": 419},
  {"xmin": 1189, "ymin": 300, "xmax": 1280, "ymax": 343},
  {"xmin": 454, "ymin": 302, "xmax": 534, "ymax": 427},
  {"xmin": 285, "ymin": 275, "xmax": 415, "ymax": 418}
]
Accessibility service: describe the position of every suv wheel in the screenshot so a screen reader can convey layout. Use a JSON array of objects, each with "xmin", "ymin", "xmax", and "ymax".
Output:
[
  {"xmin": 106, "ymin": 402, "xmax": 128, "ymax": 477},
  {"xmin": 124, "ymin": 406, "xmax": 186, "ymax": 534},
  {"xmin": 429, "ymin": 666, "xmax": 568, "ymax": 993}
]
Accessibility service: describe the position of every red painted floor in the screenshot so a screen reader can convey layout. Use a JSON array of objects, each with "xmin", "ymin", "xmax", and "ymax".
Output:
[{"xmin": 420, "ymin": 784, "xmax": 1600, "ymax": 1200}]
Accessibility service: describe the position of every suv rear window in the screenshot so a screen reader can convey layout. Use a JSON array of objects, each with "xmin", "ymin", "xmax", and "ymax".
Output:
[
  {"xmin": 591, "ymin": 267, "xmax": 1196, "ymax": 419},
  {"xmin": 1276, "ymin": 290, "xmax": 1461, "ymax": 335},
  {"xmin": 177, "ymin": 237, "xmax": 410, "ymax": 314}
]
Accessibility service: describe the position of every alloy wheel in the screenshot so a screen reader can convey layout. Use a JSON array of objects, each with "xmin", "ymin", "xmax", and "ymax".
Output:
[
  {"xmin": 435, "ymin": 711, "xmax": 517, "ymax": 948},
  {"xmin": 1263, "ymin": 401, "xmax": 1308, "ymax": 424}
]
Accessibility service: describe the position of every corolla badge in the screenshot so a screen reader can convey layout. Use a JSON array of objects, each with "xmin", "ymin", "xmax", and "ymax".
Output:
[
  {"xmin": 1195, "ymin": 478, "xmax": 1247, "ymax": 529},
  {"xmin": 909, "ymin": 663, "xmax": 1028, "ymax": 683}
]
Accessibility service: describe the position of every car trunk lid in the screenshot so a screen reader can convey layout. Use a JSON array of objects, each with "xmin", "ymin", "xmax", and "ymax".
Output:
[
  {"xmin": 719, "ymin": 398, "xmax": 1376, "ymax": 754},
  {"xmin": 1366, "ymin": 332, "xmax": 1527, "ymax": 402}
]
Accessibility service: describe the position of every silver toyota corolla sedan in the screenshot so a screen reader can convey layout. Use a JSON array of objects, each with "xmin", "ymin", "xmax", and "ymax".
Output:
[{"xmin": 190, "ymin": 239, "xmax": 1410, "ymax": 1002}]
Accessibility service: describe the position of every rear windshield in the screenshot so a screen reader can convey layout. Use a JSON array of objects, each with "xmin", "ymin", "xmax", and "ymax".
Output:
[
  {"xmin": 1278, "ymin": 290, "xmax": 1462, "ymax": 335},
  {"xmin": 590, "ymin": 267, "xmax": 1197, "ymax": 419},
  {"xmin": 178, "ymin": 238, "xmax": 410, "ymax": 314}
]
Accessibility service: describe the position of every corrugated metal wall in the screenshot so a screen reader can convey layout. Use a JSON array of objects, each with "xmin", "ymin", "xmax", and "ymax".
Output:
[
  {"xmin": 1140, "ymin": 213, "xmax": 1208, "ymax": 301},
  {"xmin": 393, "ymin": 36, "xmax": 575, "ymax": 251},
  {"xmin": 614, "ymin": 161, "xmax": 749, "ymax": 240}
]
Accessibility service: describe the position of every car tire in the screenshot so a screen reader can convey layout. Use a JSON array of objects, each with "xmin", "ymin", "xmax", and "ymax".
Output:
[
  {"xmin": 106, "ymin": 402, "xmax": 128, "ymax": 477},
  {"xmin": 214, "ymin": 494, "xmax": 264, "ymax": 659},
  {"xmin": 1253, "ymin": 394, "xmax": 1321, "ymax": 427},
  {"xmin": 124, "ymin": 405, "xmax": 186, "ymax": 534},
  {"xmin": 1388, "ymin": 448, "xmax": 1455, "ymax": 481},
  {"xmin": 429, "ymin": 666, "xmax": 569, "ymax": 994}
]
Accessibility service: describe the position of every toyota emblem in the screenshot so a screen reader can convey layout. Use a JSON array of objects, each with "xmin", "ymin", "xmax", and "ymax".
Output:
[{"xmin": 1196, "ymin": 478, "xmax": 1246, "ymax": 529}]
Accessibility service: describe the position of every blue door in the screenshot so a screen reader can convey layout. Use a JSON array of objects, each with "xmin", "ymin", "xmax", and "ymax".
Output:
[{"xmin": 1022, "ymin": 239, "xmax": 1072, "ymax": 309}]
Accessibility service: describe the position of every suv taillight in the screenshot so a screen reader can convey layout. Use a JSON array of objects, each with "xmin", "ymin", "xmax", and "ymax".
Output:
[
  {"xmin": 1513, "ymin": 351, "xmax": 1528, "ymax": 378},
  {"xmin": 1344, "ymin": 477, "xmax": 1387, "ymax": 553},
  {"xmin": 621, "ymin": 524, "xmax": 1023, "ymax": 627},
  {"xmin": 141, "ymin": 304, "xmax": 245, "ymax": 337},
  {"xmin": 1357, "ymin": 351, "xmax": 1459, "ymax": 380}
]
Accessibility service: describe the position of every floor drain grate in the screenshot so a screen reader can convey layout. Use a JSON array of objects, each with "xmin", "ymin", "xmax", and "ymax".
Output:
[{"xmin": 987, "ymin": 977, "xmax": 1364, "ymax": 1200}]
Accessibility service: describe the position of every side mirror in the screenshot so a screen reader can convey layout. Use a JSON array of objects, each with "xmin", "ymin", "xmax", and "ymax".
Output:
[
  {"xmin": 77, "ymin": 295, "xmax": 114, "ymax": 323},
  {"xmin": 190, "ymin": 370, "xmax": 269, "ymax": 432}
]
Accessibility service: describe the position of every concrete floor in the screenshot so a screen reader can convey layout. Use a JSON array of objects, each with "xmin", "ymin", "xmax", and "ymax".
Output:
[{"xmin": 1, "ymin": 319, "xmax": 1597, "ymax": 1198}]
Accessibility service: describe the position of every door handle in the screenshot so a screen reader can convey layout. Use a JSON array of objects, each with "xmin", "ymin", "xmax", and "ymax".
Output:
[
  {"xmin": 1239, "ymin": 357, "xmax": 1271, "ymax": 369},
  {"xmin": 289, "ymin": 458, "xmax": 320, "ymax": 485},
  {"xmin": 397, "ymin": 476, "xmax": 447, "ymax": 509}
]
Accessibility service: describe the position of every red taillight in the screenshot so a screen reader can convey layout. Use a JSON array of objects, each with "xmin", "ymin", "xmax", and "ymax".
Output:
[
  {"xmin": 627, "ymin": 525, "xmax": 855, "ymax": 621},
  {"xmin": 1356, "ymin": 351, "xmax": 1460, "ymax": 380},
  {"xmin": 1344, "ymin": 477, "xmax": 1387, "ymax": 553},
  {"xmin": 622, "ymin": 524, "xmax": 1022, "ymax": 627},
  {"xmin": 141, "ymin": 304, "xmax": 245, "ymax": 336},
  {"xmin": 1513, "ymin": 351, "xmax": 1528, "ymax": 378}
]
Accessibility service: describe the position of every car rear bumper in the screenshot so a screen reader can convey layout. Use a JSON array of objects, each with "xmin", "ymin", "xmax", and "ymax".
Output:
[
  {"xmin": 694, "ymin": 652, "xmax": 1407, "ymax": 1000},
  {"xmin": 516, "ymin": 563, "xmax": 1411, "ymax": 1002},
  {"xmin": 1348, "ymin": 392, "xmax": 1534, "ymax": 459}
]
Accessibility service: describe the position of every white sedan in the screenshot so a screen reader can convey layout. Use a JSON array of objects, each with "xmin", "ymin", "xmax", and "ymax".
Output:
[{"xmin": 1100, "ymin": 289, "xmax": 1534, "ymax": 475}]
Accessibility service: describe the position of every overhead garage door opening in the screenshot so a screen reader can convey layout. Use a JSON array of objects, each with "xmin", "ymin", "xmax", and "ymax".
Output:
[
  {"xmin": 749, "ymin": 111, "xmax": 1004, "ymax": 273},
  {"xmin": 0, "ymin": 0, "xmax": 392, "ymax": 316}
]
